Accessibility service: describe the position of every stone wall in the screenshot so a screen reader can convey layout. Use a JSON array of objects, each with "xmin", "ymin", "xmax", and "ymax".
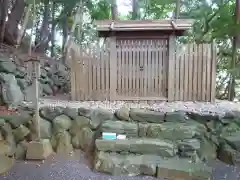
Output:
[
  {"xmin": 1, "ymin": 106, "xmax": 240, "ymax": 178},
  {"xmin": 0, "ymin": 56, "xmax": 70, "ymax": 107}
]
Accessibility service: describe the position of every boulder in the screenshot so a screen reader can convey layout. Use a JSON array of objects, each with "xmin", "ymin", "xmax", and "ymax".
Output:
[
  {"xmin": 129, "ymin": 108, "xmax": 165, "ymax": 123},
  {"xmin": 115, "ymin": 107, "xmax": 130, "ymax": 121},
  {"xmin": 223, "ymin": 131, "xmax": 240, "ymax": 151},
  {"xmin": 42, "ymin": 83, "xmax": 53, "ymax": 95},
  {"xmin": 69, "ymin": 116, "xmax": 91, "ymax": 136},
  {"xmin": 78, "ymin": 107, "xmax": 91, "ymax": 118},
  {"xmin": 94, "ymin": 151, "xmax": 158, "ymax": 176},
  {"xmin": 0, "ymin": 73, "xmax": 24, "ymax": 107},
  {"xmin": 13, "ymin": 125, "xmax": 30, "ymax": 142},
  {"xmin": 147, "ymin": 121, "xmax": 206, "ymax": 141},
  {"xmin": 0, "ymin": 140, "xmax": 10, "ymax": 155},
  {"xmin": 39, "ymin": 106, "xmax": 64, "ymax": 122},
  {"xmin": 177, "ymin": 139, "xmax": 201, "ymax": 157},
  {"xmin": 0, "ymin": 59, "xmax": 16, "ymax": 73},
  {"xmin": 90, "ymin": 108, "xmax": 113, "ymax": 129},
  {"xmin": 218, "ymin": 143, "xmax": 240, "ymax": 165},
  {"xmin": 63, "ymin": 107, "xmax": 79, "ymax": 120},
  {"xmin": 186, "ymin": 112, "xmax": 219, "ymax": 124},
  {"xmin": 52, "ymin": 115, "xmax": 72, "ymax": 134},
  {"xmin": 71, "ymin": 127, "xmax": 93, "ymax": 150},
  {"xmin": 198, "ymin": 136, "xmax": 217, "ymax": 161},
  {"xmin": 28, "ymin": 117, "xmax": 52, "ymax": 139},
  {"xmin": 156, "ymin": 158, "xmax": 212, "ymax": 180},
  {"xmin": 95, "ymin": 138, "xmax": 177, "ymax": 157},
  {"xmin": 0, "ymin": 113, "xmax": 32, "ymax": 129},
  {"xmin": 0, "ymin": 155, "xmax": 14, "ymax": 175},
  {"xmin": 101, "ymin": 120, "xmax": 138, "ymax": 137},
  {"xmin": 53, "ymin": 131, "xmax": 73, "ymax": 154},
  {"xmin": 0, "ymin": 123, "xmax": 16, "ymax": 156},
  {"xmin": 26, "ymin": 139, "xmax": 53, "ymax": 160},
  {"xmin": 165, "ymin": 111, "xmax": 186, "ymax": 122},
  {"xmin": 15, "ymin": 140, "xmax": 28, "ymax": 160}
]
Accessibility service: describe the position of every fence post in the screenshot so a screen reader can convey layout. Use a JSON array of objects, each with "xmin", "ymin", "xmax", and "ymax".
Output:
[
  {"xmin": 210, "ymin": 43, "xmax": 216, "ymax": 102},
  {"xmin": 167, "ymin": 35, "xmax": 176, "ymax": 101},
  {"xmin": 109, "ymin": 36, "xmax": 117, "ymax": 100}
]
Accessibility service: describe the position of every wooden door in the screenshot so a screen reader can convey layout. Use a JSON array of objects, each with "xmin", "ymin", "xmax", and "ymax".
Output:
[{"xmin": 115, "ymin": 38, "xmax": 168, "ymax": 101}]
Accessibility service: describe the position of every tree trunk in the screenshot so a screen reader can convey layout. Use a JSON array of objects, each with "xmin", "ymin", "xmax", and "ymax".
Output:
[
  {"xmin": 4, "ymin": 0, "xmax": 25, "ymax": 45},
  {"xmin": 0, "ymin": 0, "xmax": 8, "ymax": 42},
  {"xmin": 111, "ymin": 0, "xmax": 118, "ymax": 20},
  {"xmin": 175, "ymin": 0, "xmax": 180, "ymax": 19},
  {"xmin": 51, "ymin": 1, "xmax": 56, "ymax": 57},
  {"xmin": 132, "ymin": 0, "xmax": 139, "ymax": 20},
  {"xmin": 35, "ymin": 0, "xmax": 50, "ymax": 54}
]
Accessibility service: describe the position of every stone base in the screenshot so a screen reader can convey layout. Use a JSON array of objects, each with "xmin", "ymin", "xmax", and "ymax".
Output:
[
  {"xmin": 26, "ymin": 139, "xmax": 53, "ymax": 160},
  {"xmin": 0, "ymin": 155, "xmax": 14, "ymax": 175}
]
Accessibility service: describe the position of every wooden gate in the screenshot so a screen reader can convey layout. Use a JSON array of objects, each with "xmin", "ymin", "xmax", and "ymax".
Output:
[{"xmin": 114, "ymin": 38, "xmax": 168, "ymax": 100}]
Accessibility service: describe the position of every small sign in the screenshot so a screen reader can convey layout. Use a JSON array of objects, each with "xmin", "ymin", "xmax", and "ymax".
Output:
[
  {"xmin": 102, "ymin": 132, "xmax": 116, "ymax": 140},
  {"xmin": 117, "ymin": 134, "xmax": 126, "ymax": 140}
]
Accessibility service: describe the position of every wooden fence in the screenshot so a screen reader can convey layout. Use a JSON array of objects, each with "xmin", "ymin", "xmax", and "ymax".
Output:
[{"xmin": 69, "ymin": 41, "xmax": 216, "ymax": 102}]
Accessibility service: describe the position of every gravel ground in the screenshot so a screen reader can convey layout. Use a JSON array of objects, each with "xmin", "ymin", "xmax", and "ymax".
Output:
[
  {"xmin": 39, "ymin": 98, "xmax": 240, "ymax": 115},
  {"xmin": 1, "ymin": 151, "xmax": 240, "ymax": 180},
  {"xmin": 3, "ymin": 98, "xmax": 240, "ymax": 180}
]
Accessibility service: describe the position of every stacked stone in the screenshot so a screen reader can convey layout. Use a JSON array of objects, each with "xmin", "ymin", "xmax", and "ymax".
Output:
[{"xmin": 1, "ymin": 105, "xmax": 240, "ymax": 178}]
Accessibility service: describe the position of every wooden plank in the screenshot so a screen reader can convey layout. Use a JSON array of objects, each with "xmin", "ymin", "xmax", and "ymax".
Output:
[
  {"xmin": 109, "ymin": 36, "xmax": 117, "ymax": 100},
  {"xmin": 157, "ymin": 40, "xmax": 161, "ymax": 97},
  {"xmin": 128, "ymin": 40, "xmax": 133, "ymax": 96},
  {"xmin": 162, "ymin": 39, "xmax": 167, "ymax": 98},
  {"xmin": 105, "ymin": 46, "xmax": 110, "ymax": 100},
  {"xmin": 135, "ymin": 40, "xmax": 140, "ymax": 97},
  {"xmin": 70, "ymin": 49, "xmax": 76, "ymax": 100},
  {"xmin": 144, "ymin": 40, "xmax": 148, "ymax": 97},
  {"xmin": 179, "ymin": 50, "xmax": 184, "ymax": 101},
  {"xmin": 147, "ymin": 40, "xmax": 152, "ymax": 97},
  {"xmin": 139, "ymin": 40, "xmax": 144, "ymax": 97},
  {"xmin": 132, "ymin": 40, "xmax": 136, "ymax": 97},
  {"xmin": 114, "ymin": 96, "xmax": 167, "ymax": 101},
  {"xmin": 183, "ymin": 44, "xmax": 189, "ymax": 101},
  {"xmin": 210, "ymin": 43, "xmax": 216, "ymax": 102},
  {"xmin": 175, "ymin": 45, "xmax": 180, "ymax": 100},
  {"xmin": 126, "ymin": 40, "xmax": 130, "ymax": 96},
  {"xmin": 206, "ymin": 44, "xmax": 211, "ymax": 101},
  {"xmin": 188, "ymin": 44, "xmax": 193, "ymax": 101},
  {"xmin": 100, "ymin": 47, "xmax": 105, "ymax": 100},
  {"xmin": 167, "ymin": 35, "xmax": 175, "ymax": 101},
  {"xmin": 192, "ymin": 44, "xmax": 198, "ymax": 101}
]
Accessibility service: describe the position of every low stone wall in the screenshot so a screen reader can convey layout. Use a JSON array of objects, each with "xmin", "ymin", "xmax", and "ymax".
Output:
[{"xmin": 1, "ymin": 106, "xmax": 240, "ymax": 178}]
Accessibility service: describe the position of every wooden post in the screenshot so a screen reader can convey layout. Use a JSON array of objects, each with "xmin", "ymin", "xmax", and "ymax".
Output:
[
  {"xmin": 109, "ymin": 35, "xmax": 117, "ymax": 100},
  {"xmin": 167, "ymin": 35, "xmax": 176, "ymax": 101},
  {"xmin": 25, "ymin": 57, "xmax": 41, "ymax": 141}
]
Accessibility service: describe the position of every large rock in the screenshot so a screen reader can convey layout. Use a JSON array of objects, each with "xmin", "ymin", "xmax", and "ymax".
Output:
[
  {"xmin": 52, "ymin": 115, "xmax": 72, "ymax": 134},
  {"xmin": 198, "ymin": 136, "xmax": 217, "ymax": 161},
  {"xmin": 0, "ymin": 140, "xmax": 10, "ymax": 155},
  {"xmin": 0, "ymin": 73, "xmax": 24, "ymax": 107},
  {"xmin": 63, "ymin": 107, "xmax": 79, "ymax": 120},
  {"xmin": 115, "ymin": 107, "xmax": 130, "ymax": 121},
  {"xmin": 13, "ymin": 125, "xmax": 30, "ymax": 142},
  {"xmin": 0, "ymin": 155, "xmax": 14, "ymax": 175},
  {"xmin": 71, "ymin": 127, "xmax": 93, "ymax": 150},
  {"xmin": 78, "ymin": 107, "xmax": 91, "ymax": 118},
  {"xmin": 0, "ymin": 113, "xmax": 32, "ymax": 129},
  {"xmin": 0, "ymin": 59, "xmax": 16, "ymax": 73},
  {"xmin": 147, "ymin": 121, "xmax": 206, "ymax": 141},
  {"xmin": 0, "ymin": 123, "xmax": 16, "ymax": 156},
  {"xmin": 90, "ymin": 108, "xmax": 113, "ymax": 129},
  {"xmin": 165, "ymin": 111, "xmax": 186, "ymax": 122},
  {"xmin": 218, "ymin": 143, "xmax": 240, "ymax": 165},
  {"xmin": 26, "ymin": 139, "xmax": 53, "ymax": 160},
  {"xmin": 94, "ymin": 151, "xmax": 158, "ymax": 176},
  {"xmin": 95, "ymin": 138, "xmax": 177, "ymax": 157},
  {"xmin": 223, "ymin": 131, "xmax": 240, "ymax": 151},
  {"xmin": 69, "ymin": 116, "xmax": 91, "ymax": 136},
  {"xmin": 129, "ymin": 108, "xmax": 165, "ymax": 123},
  {"xmin": 39, "ymin": 106, "xmax": 64, "ymax": 122},
  {"xmin": 52, "ymin": 131, "xmax": 73, "ymax": 154},
  {"xmin": 15, "ymin": 140, "xmax": 28, "ymax": 160},
  {"xmin": 42, "ymin": 83, "xmax": 53, "ymax": 95},
  {"xmin": 28, "ymin": 117, "xmax": 52, "ymax": 139},
  {"xmin": 156, "ymin": 158, "xmax": 212, "ymax": 180},
  {"xmin": 177, "ymin": 139, "xmax": 201, "ymax": 157},
  {"xmin": 101, "ymin": 120, "xmax": 138, "ymax": 137}
]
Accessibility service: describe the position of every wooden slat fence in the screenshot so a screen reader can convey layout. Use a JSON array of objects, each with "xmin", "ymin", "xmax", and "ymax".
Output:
[
  {"xmin": 69, "ymin": 41, "xmax": 216, "ymax": 102},
  {"xmin": 172, "ymin": 43, "xmax": 216, "ymax": 101}
]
